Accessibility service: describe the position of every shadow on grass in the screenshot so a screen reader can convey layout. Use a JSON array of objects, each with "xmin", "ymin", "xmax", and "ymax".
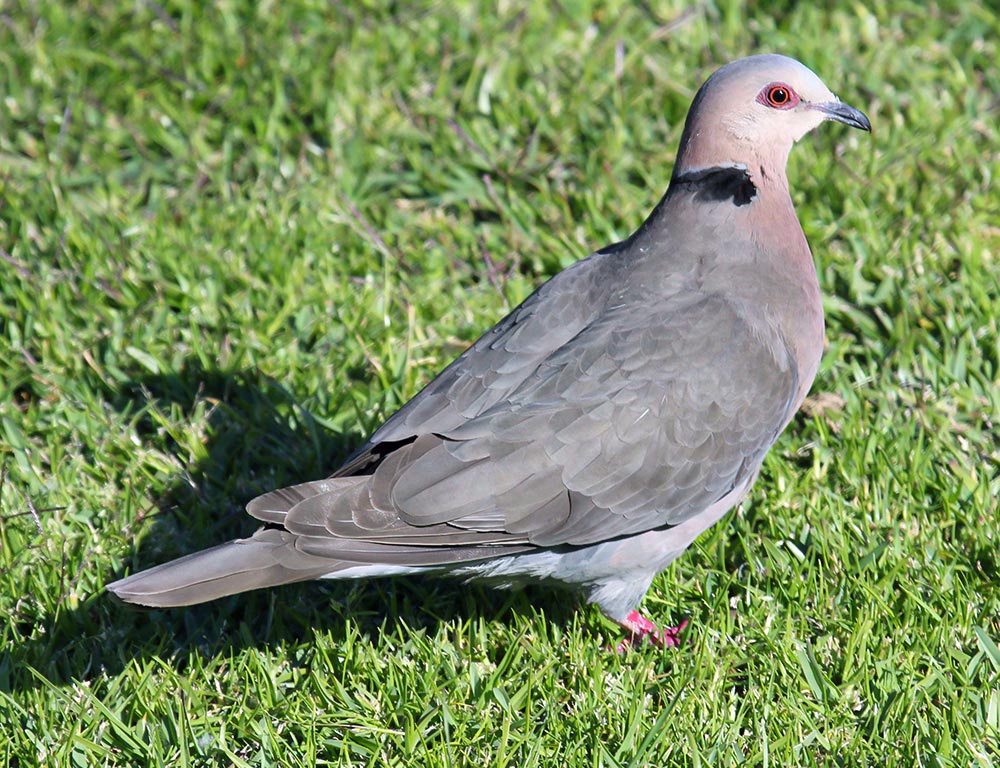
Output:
[{"xmin": 6, "ymin": 362, "xmax": 579, "ymax": 693}]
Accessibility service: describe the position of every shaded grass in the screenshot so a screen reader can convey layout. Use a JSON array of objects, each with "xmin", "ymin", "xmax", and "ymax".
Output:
[{"xmin": 1, "ymin": 0, "xmax": 999, "ymax": 765}]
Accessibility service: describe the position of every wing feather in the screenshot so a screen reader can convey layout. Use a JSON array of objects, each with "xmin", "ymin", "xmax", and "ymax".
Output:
[{"xmin": 248, "ymin": 264, "xmax": 799, "ymax": 557}]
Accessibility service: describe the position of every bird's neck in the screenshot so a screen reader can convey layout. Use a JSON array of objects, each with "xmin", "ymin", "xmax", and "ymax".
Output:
[{"xmin": 673, "ymin": 125, "xmax": 794, "ymax": 188}]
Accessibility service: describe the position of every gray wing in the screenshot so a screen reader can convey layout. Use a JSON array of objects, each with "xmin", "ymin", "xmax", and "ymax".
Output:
[
  {"xmin": 333, "ymin": 246, "xmax": 626, "ymax": 476},
  {"xmin": 251, "ymin": 291, "xmax": 800, "ymax": 554}
]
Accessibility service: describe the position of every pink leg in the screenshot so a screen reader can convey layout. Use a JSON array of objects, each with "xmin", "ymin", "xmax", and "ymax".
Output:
[{"xmin": 614, "ymin": 610, "xmax": 689, "ymax": 652}]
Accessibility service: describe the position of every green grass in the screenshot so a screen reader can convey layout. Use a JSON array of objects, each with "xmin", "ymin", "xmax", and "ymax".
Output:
[{"xmin": 2, "ymin": 0, "xmax": 999, "ymax": 765}]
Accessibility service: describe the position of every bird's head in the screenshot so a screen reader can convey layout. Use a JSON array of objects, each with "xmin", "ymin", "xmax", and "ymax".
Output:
[{"xmin": 673, "ymin": 54, "xmax": 871, "ymax": 181}]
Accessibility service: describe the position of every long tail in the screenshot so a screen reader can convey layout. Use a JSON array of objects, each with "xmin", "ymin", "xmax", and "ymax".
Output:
[
  {"xmin": 108, "ymin": 472, "xmax": 534, "ymax": 608},
  {"xmin": 106, "ymin": 528, "xmax": 351, "ymax": 607}
]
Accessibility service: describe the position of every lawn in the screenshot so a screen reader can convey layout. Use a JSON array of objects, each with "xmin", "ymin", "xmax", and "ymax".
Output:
[{"xmin": 1, "ymin": 1, "xmax": 999, "ymax": 765}]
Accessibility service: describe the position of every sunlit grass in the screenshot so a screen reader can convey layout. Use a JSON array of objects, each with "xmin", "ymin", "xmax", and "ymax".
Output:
[{"xmin": 2, "ymin": 1, "xmax": 999, "ymax": 765}]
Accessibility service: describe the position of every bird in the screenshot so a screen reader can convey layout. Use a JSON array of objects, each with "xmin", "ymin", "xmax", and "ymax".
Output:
[{"xmin": 108, "ymin": 54, "xmax": 871, "ymax": 649}]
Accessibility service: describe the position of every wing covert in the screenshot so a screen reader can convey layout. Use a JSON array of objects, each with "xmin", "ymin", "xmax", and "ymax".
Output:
[{"xmin": 334, "ymin": 246, "xmax": 627, "ymax": 475}]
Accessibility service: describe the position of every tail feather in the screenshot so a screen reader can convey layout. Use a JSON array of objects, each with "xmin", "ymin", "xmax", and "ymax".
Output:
[
  {"xmin": 106, "ymin": 528, "xmax": 342, "ymax": 607},
  {"xmin": 106, "ymin": 526, "xmax": 524, "ymax": 608}
]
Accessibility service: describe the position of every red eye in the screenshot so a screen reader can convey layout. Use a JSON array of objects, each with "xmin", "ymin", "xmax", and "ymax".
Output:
[
  {"xmin": 768, "ymin": 86, "xmax": 790, "ymax": 105},
  {"xmin": 757, "ymin": 83, "xmax": 799, "ymax": 110}
]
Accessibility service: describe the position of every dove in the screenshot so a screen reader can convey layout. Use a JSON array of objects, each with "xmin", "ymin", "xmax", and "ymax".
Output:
[{"xmin": 108, "ymin": 54, "xmax": 870, "ymax": 648}]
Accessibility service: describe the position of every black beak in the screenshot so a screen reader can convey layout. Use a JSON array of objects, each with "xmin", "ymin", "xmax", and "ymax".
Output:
[{"xmin": 811, "ymin": 100, "xmax": 872, "ymax": 132}]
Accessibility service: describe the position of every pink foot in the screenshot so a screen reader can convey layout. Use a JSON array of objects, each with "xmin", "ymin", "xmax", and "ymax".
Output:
[{"xmin": 614, "ymin": 610, "xmax": 689, "ymax": 653}]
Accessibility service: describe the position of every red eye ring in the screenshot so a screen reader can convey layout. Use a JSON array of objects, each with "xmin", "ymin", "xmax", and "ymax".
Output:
[{"xmin": 757, "ymin": 82, "xmax": 799, "ymax": 110}]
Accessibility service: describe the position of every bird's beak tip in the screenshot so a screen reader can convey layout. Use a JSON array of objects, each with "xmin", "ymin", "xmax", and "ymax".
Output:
[{"xmin": 812, "ymin": 100, "xmax": 872, "ymax": 133}]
